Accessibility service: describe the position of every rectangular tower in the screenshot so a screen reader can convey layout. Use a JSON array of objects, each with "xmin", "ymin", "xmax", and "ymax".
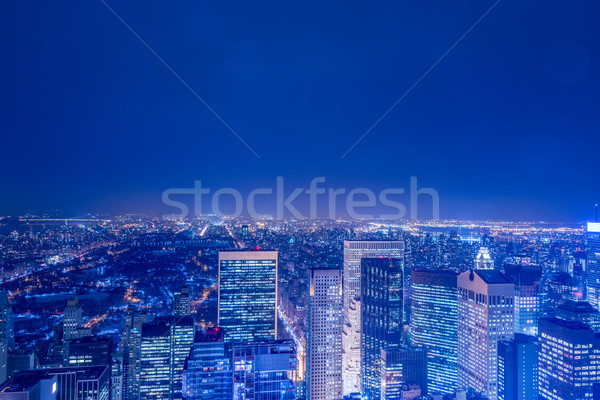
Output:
[
  {"xmin": 538, "ymin": 318, "xmax": 600, "ymax": 400},
  {"xmin": 497, "ymin": 334, "xmax": 537, "ymax": 400},
  {"xmin": 410, "ymin": 269, "xmax": 458, "ymax": 394},
  {"xmin": 586, "ymin": 222, "xmax": 600, "ymax": 309},
  {"xmin": 457, "ymin": 270, "xmax": 515, "ymax": 400},
  {"xmin": 307, "ymin": 266, "xmax": 343, "ymax": 400},
  {"xmin": 342, "ymin": 240, "xmax": 404, "ymax": 395},
  {"xmin": 361, "ymin": 257, "xmax": 404, "ymax": 400},
  {"xmin": 218, "ymin": 250, "xmax": 278, "ymax": 343}
]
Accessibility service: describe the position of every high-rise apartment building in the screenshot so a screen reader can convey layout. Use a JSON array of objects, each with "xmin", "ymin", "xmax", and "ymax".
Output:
[
  {"xmin": 218, "ymin": 250, "xmax": 278, "ymax": 343},
  {"xmin": 538, "ymin": 318, "xmax": 600, "ymax": 400},
  {"xmin": 457, "ymin": 270, "xmax": 515, "ymax": 400},
  {"xmin": 410, "ymin": 269, "xmax": 458, "ymax": 394},
  {"xmin": 182, "ymin": 327, "xmax": 232, "ymax": 400},
  {"xmin": 497, "ymin": 334, "xmax": 537, "ymax": 400},
  {"xmin": 361, "ymin": 258, "xmax": 404, "ymax": 400},
  {"xmin": 232, "ymin": 341, "xmax": 298, "ymax": 400},
  {"xmin": 342, "ymin": 240, "xmax": 404, "ymax": 395},
  {"xmin": 307, "ymin": 266, "xmax": 343, "ymax": 400},
  {"xmin": 586, "ymin": 222, "xmax": 600, "ymax": 309},
  {"xmin": 503, "ymin": 264, "xmax": 542, "ymax": 336},
  {"xmin": 67, "ymin": 335, "xmax": 113, "ymax": 367}
]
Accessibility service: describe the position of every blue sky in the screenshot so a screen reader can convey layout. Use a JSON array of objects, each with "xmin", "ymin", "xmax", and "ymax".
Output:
[{"xmin": 1, "ymin": 0, "xmax": 599, "ymax": 221}]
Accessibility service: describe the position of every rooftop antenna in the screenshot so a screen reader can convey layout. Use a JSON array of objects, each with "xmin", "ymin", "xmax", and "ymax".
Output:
[{"xmin": 596, "ymin": 204, "xmax": 598, "ymax": 222}]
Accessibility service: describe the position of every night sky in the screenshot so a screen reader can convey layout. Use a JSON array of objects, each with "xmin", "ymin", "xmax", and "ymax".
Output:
[{"xmin": 1, "ymin": 0, "xmax": 599, "ymax": 221}]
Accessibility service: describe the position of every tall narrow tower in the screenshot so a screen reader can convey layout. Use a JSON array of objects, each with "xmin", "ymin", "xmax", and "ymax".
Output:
[
  {"xmin": 307, "ymin": 266, "xmax": 343, "ymax": 400},
  {"xmin": 342, "ymin": 240, "xmax": 404, "ymax": 395},
  {"xmin": 457, "ymin": 270, "xmax": 515, "ymax": 400}
]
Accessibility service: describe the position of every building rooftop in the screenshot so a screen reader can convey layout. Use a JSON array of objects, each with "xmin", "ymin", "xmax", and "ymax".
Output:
[
  {"xmin": 474, "ymin": 269, "xmax": 511, "ymax": 284},
  {"xmin": 44, "ymin": 365, "xmax": 108, "ymax": 381},
  {"xmin": 0, "ymin": 370, "xmax": 53, "ymax": 393}
]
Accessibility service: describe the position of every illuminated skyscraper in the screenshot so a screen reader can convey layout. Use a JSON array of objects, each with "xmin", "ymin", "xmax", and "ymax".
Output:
[
  {"xmin": 342, "ymin": 240, "xmax": 404, "ymax": 395},
  {"xmin": 410, "ymin": 269, "xmax": 458, "ymax": 394},
  {"xmin": 121, "ymin": 306, "xmax": 147, "ymax": 400},
  {"xmin": 174, "ymin": 287, "xmax": 191, "ymax": 317},
  {"xmin": 503, "ymin": 264, "xmax": 542, "ymax": 336},
  {"xmin": 182, "ymin": 328, "xmax": 232, "ymax": 400},
  {"xmin": 67, "ymin": 335, "xmax": 113, "ymax": 367},
  {"xmin": 232, "ymin": 341, "xmax": 297, "ymax": 400},
  {"xmin": 457, "ymin": 270, "xmax": 514, "ymax": 400},
  {"xmin": 307, "ymin": 266, "xmax": 343, "ymax": 400},
  {"xmin": 497, "ymin": 334, "xmax": 537, "ymax": 400},
  {"xmin": 380, "ymin": 347, "xmax": 427, "ymax": 400},
  {"xmin": 538, "ymin": 318, "xmax": 600, "ymax": 400},
  {"xmin": 139, "ymin": 316, "xmax": 194, "ymax": 400},
  {"xmin": 586, "ymin": 222, "xmax": 600, "ymax": 309},
  {"xmin": 361, "ymin": 257, "xmax": 404, "ymax": 400},
  {"xmin": 0, "ymin": 291, "xmax": 14, "ymax": 351},
  {"xmin": 218, "ymin": 250, "xmax": 278, "ymax": 343}
]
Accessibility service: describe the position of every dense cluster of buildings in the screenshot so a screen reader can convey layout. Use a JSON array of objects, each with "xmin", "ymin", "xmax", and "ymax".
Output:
[{"xmin": 0, "ymin": 218, "xmax": 598, "ymax": 400}]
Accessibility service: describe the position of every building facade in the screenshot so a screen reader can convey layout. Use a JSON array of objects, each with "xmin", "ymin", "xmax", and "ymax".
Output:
[
  {"xmin": 232, "ymin": 341, "xmax": 298, "ymax": 400},
  {"xmin": 410, "ymin": 269, "xmax": 458, "ymax": 394},
  {"xmin": 361, "ymin": 258, "xmax": 404, "ymax": 400},
  {"xmin": 342, "ymin": 240, "xmax": 404, "ymax": 395},
  {"xmin": 307, "ymin": 266, "xmax": 343, "ymax": 400},
  {"xmin": 218, "ymin": 250, "xmax": 278, "ymax": 343},
  {"xmin": 457, "ymin": 270, "xmax": 515, "ymax": 400},
  {"xmin": 538, "ymin": 318, "xmax": 600, "ymax": 400},
  {"xmin": 497, "ymin": 334, "xmax": 537, "ymax": 400},
  {"xmin": 182, "ymin": 328, "xmax": 232, "ymax": 400},
  {"xmin": 380, "ymin": 347, "xmax": 427, "ymax": 400},
  {"xmin": 587, "ymin": 222, "xmax": 600, "ymax": 309},
  {"xmin": 503, "ymin": 264, "xmax": 542, "ymax": 336}
]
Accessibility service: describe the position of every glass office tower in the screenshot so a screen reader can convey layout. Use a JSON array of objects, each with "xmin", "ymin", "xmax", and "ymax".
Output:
[
  {"xmin": 410, "ymin": 269, "xmax": 458, "ymax": 394},
  {"xmin": 586, "ymin": 222, "xmax": 600, "ymax": 309},
  {"xmin": 218, "ymin": 250, "xmax": 278, "ymax": 343},
  {"xmin": 361, "ymin": 257, "xmax": 404, "ymax": 400},
  {"xmin": 342, "ymin": 240, "xmax": 404, "ymax": 395},
  {"xmin": 497, "ymin": 334, "xmax": 537, "ymax": 400}
]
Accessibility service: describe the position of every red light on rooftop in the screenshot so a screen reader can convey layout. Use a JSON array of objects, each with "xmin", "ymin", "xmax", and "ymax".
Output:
[{"xmin": 575, "ymin": 292, "xmax": 583, "ymax": 298}]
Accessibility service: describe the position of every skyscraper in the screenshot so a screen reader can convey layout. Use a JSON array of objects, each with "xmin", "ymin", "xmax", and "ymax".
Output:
[
  {"xmin": 380, "ymin": 347, "xmax": 427, "ymax": 400},
  {"xmin": 586, "ymin": 222, "xmax": 600, "ymax": 309},
  {"xmin": 503, "ymin": 264, "xmax": 542, "ymax": 336},
  {"xmin": 410, "ymin": 269, "xmax": 458, "ymax": 394},
  {"xmin": 62, "ymin": 298, "xmax": 91, "ymax": 364},
  {"xmin": 497, "ymin": 334, "xmax": 537, "ymax": 400},
  {"xmin": 457, "ymin": 270, "xmax": 515, "ymax": 400},
  {"xmin": 538, "ymin": 318, "xmax": 600, "ymax": 400},
  {"xmin": 361, "ymin": 257, "xmax": 404, "ymax": 400},
  {"xmin": 140, "ymin": 320, "xmax": 171, "ymax": 400},
  {"xmin": 0, "ymin": 291, "xmax": 14, "ymax": 351},
  {"xmin": 182, "ymin": 327, "xmax": 232, "ymax": 400},
  {"xmin": 139, "ymin": 316, "xmax": 194, "ymax": 400},
  {"xmin": 174, "ymin": 287, "xmax": 191, "ymax": 317},
  {"xmin": 232, "ymin": 340, "xmax": 298, "ymax": 400},
  {"xmin": 342, "ymin": 240, "xmax": 404, "ymax": 395},
  {"xmin": 307, "ymin": 266, "xmax": 343, "ymax": 400},
  {"xmin": 218, "ymin": 250, "xmax": 278, "ymax": 343},
  {"xmin": 45, "ymin": 365, "xmax": 110, "ymax": 400},
  {"xmin": 121, "ymin": 306, "xmax": 147, "ymax": 400}
]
